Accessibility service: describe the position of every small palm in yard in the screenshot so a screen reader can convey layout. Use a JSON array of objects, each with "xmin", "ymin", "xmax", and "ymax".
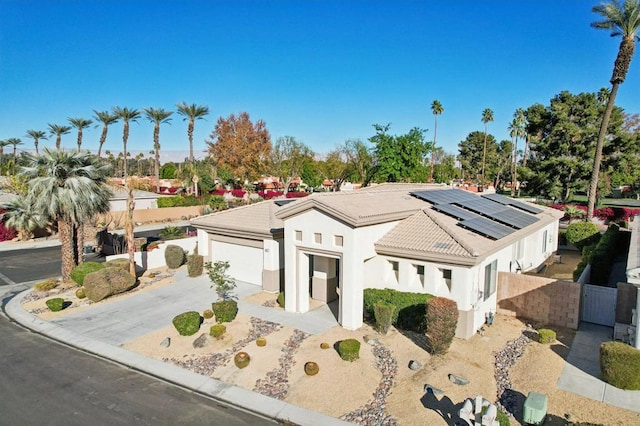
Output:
[{"xmin": 158, "ymin": 225, "xmax": 185, "ymax": 240}]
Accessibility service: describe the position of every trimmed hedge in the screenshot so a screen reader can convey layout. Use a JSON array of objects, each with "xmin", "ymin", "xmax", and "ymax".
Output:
[
  {"xmin": 600, "ymin": 341, "xmax": 640, "ymax": 390},
  {"xmin": 338, "ymin": 339, "xmax": 361, "ymax": 362},
  {"xmin": 187, "ymin": 253, "xmax": 204, "ymax": 277},
  {"xmin": 172, "ymin": 311, "xmax": 201, "ymax": 336},
  {"xmin": 363, "ymin": 288, "xmax": 433, "ymax": 332},
  {"xmin": 157, "ymin": 195, "xmax": 206, "ymax": 208},
  {"xmin": 565, "ymin": 222, "xmax": 600, "ymax": 250},
  {"xmin": 212, "ymin": 300, "xmax": 238, "ymax": 323},
  {"xmin": 70, "ymin": 262, "xmax": 105, "ymax": 286},
  {"xmin": 373, "ymin": 302, "xmax": 395, "ymax": 335},
  {"xmin": 425, "ymin": 297, "xmax": 459, "ymax": 355},
  {"xmin": 165, "ymin": 244, "xmax": 186, "ymax": 269},
  {"xmin": 588, "ymin": 224, "xmax": 621, "ymax": 286}
]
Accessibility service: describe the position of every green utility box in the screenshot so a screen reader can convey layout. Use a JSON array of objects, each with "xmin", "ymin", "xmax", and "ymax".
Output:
[{"xmin": 523, "ymin": 391, "xmax": 547, "ymax": 425}]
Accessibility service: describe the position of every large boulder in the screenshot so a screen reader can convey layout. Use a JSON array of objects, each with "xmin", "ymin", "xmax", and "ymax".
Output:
[{"xmin": 84, "ymin": 267, "xmax": 136, "ymax": 302}]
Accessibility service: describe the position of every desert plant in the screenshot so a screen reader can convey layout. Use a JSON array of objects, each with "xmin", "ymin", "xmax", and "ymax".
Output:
[
  {"xmin": 75, "ymin": 287, "xmax": 86, "ymax": 299},
  {"xmin": 34, "ymin": 279, "xmax": 59, "ymax": 292},
  {"xmin": 373, "ymin": 302, "xmax": 395, "ymax": 335},
  {"xmin": 172, "ymin": 311, "xmax": 201, "ymax": 336},
  {"xmin": 320, "ymin": 342, "xmax": 330, "ymax": 350},
  {"xmin": 205, "ymin": 260, "xmax": 236, "ymax": 300},
  {"xmin": 363, "ymin": 288, "xmax": 433, "ymax": 332},
  {"xmin": 425, "ymin": 297, "xmax": 459, "ymax": 355},
  {"xmin": 212, "ymin": 300, "xmax": 238, "ymax": 323},
  {"xmin": 304, "ymin": 361, "xmax": 319, "ymax": 376},
  {"xmin": 234, "ymin": 351, "xmax": 250, "ymax": 369},
  {"xmin": 187, "ymin": 249, "xmax": 204, "ymax": 277},
  {"xmin": 165, "ymin": 244, "xmax": 186, "ymax": 269},
  {"xmin": 209, "ymin": 324, "xmax": 226, "ymax": 339},
  {"xmin": 202, "ymin": 309, "xmax": 214, "ymax": 319},
  {"xmin": 277, "ymin": 291, "xmax": 285, "ymax": 308},
  {"xmin": 70, "ymin": 261, "xmax": 105, "ymax": 286},
  {"xmin": 338, "ymin": 339, "xmax": 361, "ymax": 362},
  {"xmin": 538, "ymin": 328, "xmax": 556, "ymax": 344},
  {"xmin": 256, "ymin": 337, "xmax": 267, "ymax": 347},
  {"xmin": 565, "ymin": 222, "xmax": 600, "ymax": 250},
  {"xmin": 45, "ymin": 298, "xmax": 65, "ymax": 312},
  {"xmin": 158, "ymin": 225, "xmax": 185, "ymax": 240},
  {"xmin": 600, "ymin": 341, "xmax": 640, "ymax": 390},
  {"xmin": 209, "ymin": 195, "xmax": 227, "ymax": 211}
]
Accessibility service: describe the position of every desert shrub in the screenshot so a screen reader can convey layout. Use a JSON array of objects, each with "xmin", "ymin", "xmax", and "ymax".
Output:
[
  {"xmin": 45, "ymin": 298, "xmax": 65, "ymax": 312},
  {"xmin": 105, "ymin": 258, "xmax": 131, "ymax": 271},
  {"xmin": 600, "ymin": 341, "xmax": 640, "ymax": 390},
  {"xmin": 165, "ymin": 244, "xmax": 186, "ymax": 269},
  {"xmin": 34, "ymin": 279, "xmax": 59, "ymax": 292},
  {"xmin": 234, "ymin": 351, "xmax": 250, "ymax": 368},
  {"xmin": 209, "ymin": 195, "xmax": 227, "ymax": 211},
  {"xmin": 277, "ymin": 291, "xmax": 285, "ymax": 308},
  {"xmin": 565, "ymin": 222, "xmax": 600, "ymax": 250},
  {"xmin": 159, "ymin": 225, "xmax": 185, "ymax": 240},
  {"xmin": 256, "ymin": 337, "xmax": 267, "ymax": 347},
  {"xmin": 205, "ymin": 261, "xmax": 236, "ymax": 300},
  {"xmin": 187, "ymin": 252, "xmax": 204, "ymax": 277},
  {"xmin": 172, "ymin": 311, "xmax": 201, "ymax": 336},
  {"xmin": 212, "ymin": 300, "xmax": 238, "ymax": 323},
  {"xmin": 373, "ymin": 302, "xmax": 395, "ymax": 335},
  {"xmin": 209, "ymin": 324, "xmax": 226, "ymax": 339},
  {"xmin": 304, "ymin": 361, "xmax": 319, "ymax": 375},
  {"xmin": 363, "ymin": 288, "xmax": 433, "ymax": 332},
  {"xmin": 588, "ymin": 224, "xmax": 621, "ymax": 286},
  {"xmin": 75, "ymin": 287, "xmax": 86, "ymax": 299},
  {"xmin": 157, "ymin": 195, "xmax": 205, "ymax": 208},
  {"xmin": 70, "ymin": 261, "xmax": 105, "ymax": 286},
  {"xmin": 537, "ymin": 328, "xmax": 556, "ymax": 344},
  {"xmin": 425, "ymin": 297, "xmax": 459, "ymax": 355},
  {"xmin": 338, "ymin": 339, "xmax": 361, "ymax": 362},
  {"xmin": 202, "ymin": 309, "xmax": 214, "ymax": 319},
  {"xmin": 320, "ymin": 342, "xmax": 330, "ymax": 349}
]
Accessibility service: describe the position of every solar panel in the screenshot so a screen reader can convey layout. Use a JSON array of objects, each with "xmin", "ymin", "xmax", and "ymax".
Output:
[
  {"xmin": 455, "ymin": 198, "xmax": 507, "ymax": 215},
  {"xmin": 488, "ymin": 208, "xmax": 539, "ymax": 229},
  {"xmin": 274, "ymin": 199, "xmax": 296, "ymax": 207},
  {"xmin": 482, "ymin": 193, "xmax": 544, "ymax": 214},
  {"xmin": 433, "ymin": 203, "xmax": 479, "ymax": 221},
  {"xmin": 411, "ymin": 189, "xmax": 476, "ymax": 205},
  {"xmin": 460, "ymin": 217, "xmax": 516, "ymax": 240}
]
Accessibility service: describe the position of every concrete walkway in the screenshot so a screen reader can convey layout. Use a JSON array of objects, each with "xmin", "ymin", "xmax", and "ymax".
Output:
[{"xmin": 557, "ymin": 322, "xmax": 640, "ymax": 413}]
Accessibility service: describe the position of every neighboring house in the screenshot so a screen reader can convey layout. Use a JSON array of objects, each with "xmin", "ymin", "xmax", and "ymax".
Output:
[
  {"xmin": 108, "ymin": 185, "xmax": 160, "ymax": 211},
  {"xmin": 192, "ymin": 184, "xmax": 563, "ymax": 338}
]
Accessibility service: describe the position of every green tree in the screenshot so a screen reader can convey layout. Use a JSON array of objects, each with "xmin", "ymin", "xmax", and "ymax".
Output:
[
  {"xmin": 25, "ymin": 130, "xmax": 47, "ymax": 155},
  {"xmin": 20, "ymin": 148, "xmax": 112, "ymax": 280},
  {"xmin": 47, "ymin": 124, "xmax": 71, "ymax": 150},
  {"xmin": 144, "ymin": 107, "xmax": 173, "ymax": 191},
  {"xmin": 93, "ymin": 110, "xmax": 119, "ymax": 158},
  {"xmin": 587, "ymin": 0, "xmax": 640, "ymax": 219},
  {"xmin": 160, "ymin": 162, "xmax": 177, "ymax": 179},
  {"xmin": 205, "ymin": 260, "xmax": 236, "ymax": 301},
  {"xmin": 7, "ymin": 138, "xmax": 23, "ymax": 160},
  {"xmin": 430, "ymin": 100, "xmax": 444, "ymax": 182},
  {"xmin": 481, "ymin": 108, "xmax": 494, "ymax": 184},
  {"xmin": 369, "ymin": 124, "xmax": 431, "ymax": 183},
  {"xmin": 270, "ymin": 136, "xmax": 313, "ymax": 194},
  {"xmin": 508, "ymin": 109, "xmax": 526, "ymax": 196},
  {"xmin": 112, "ymin": 107, "xmax": 141, "ymax": 178},
  {"xmin": 458, "ymin": 131, "xmax": 499, "ymax": 183},
  {"xmin": 432, "ymin": 148, "xmax": 459, "ymax": 183},
  {"xmin": 176, "ymin": 102, "xmax": 209, "ymax": 165},
  {"xmin": 342, "ymin": 138, "xmax": 373, "ymax": 185},
  {"xmin": 68, "ymin": 117, "xmax": 93, "ymax": 151}
]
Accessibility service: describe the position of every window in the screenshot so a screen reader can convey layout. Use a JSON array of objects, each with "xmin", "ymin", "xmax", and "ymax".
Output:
[
  {"xmin": 295, "ymin": 230, "xmax": 302, "ymax": 241},
  {"xmin": 440, "ymin": 268, "xmax": 452, "ymax": 291},
  {"xmin": 483, "ymin": 260, "xmax": 497, "ymax": 301},
  {"xmin": 334, "ymin": 235, "xmax": 343, "ymax": 247},
  {"xmin": 390, "ymin": 260, "xmax": 399, "ymax": 281},
  {"xmin": 415, "ymin": 264, "xmax": 425, "ymax": 286},
  {"xmin": 314, "ymin": 233, "xmax": 322, "ymax": 244},
  {"xmin": 542, "ymin": 230, "xmax": 548, "ymax": 254}
]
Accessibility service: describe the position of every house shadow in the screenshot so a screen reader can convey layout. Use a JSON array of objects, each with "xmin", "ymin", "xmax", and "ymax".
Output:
[
  {"xmin": 420, "ymin": 391, "xmax": 467, "ymax": 426},
  {"xmin": 327, "ymin": 299, "xmax": 339, "ymax": 322},
  {"xmin": 398, "ymin": 329, "xmax": 430, "ymax": 352}
]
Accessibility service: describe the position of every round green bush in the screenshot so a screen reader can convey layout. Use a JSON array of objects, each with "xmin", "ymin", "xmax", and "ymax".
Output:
[
  {"xmin": 338, "ymin": 339, "xmax": 361, "ymax": 362},
  {"xmin": 565, "ymin": 222, "xmax": 600, "ymax": 249},
  {"xmin": 165, "ymin": 244, "xmax": 186, "ymax": 269},
  {"xmin": 538, "ymin": 328, "xmax": 556, "ymax": 344},
  {"xmin": 277, "ymin": 291, "xmax": 285, "ymax": 308},
  {"xmin": 70, "ymin": 262, "xmax": 105, "ymax": 286},
  {"xmin": 600, "ymin": 341, "xmax": 640, "ymax": 390},
  {"xmin": 75, "ymin": 287, "xmax": 86, "ymax": 299},
  {"xmin": 202, "ymin": 309, "xmax": 214, "ymax": 319},
  {"xmin": 256, "ymin": 337, "xmax": 267, "ymax": 347},
  {"xmin": 172, "ymin": 311, "xmax": 201, "ymax": 336},
  {"xmin": 45, "ymin": 298, "xmax": 65, "ymax": 312},
  {"xmin": 209, "ymin": 324, "xmax": 226, "ymax": 339},
  {"xmin": 212, "ymin": 300, "xmax": 238, "ymax": 323},
  {"xmin": 34, "ymin": 279, "xmax": 59, "ymax": 292}
]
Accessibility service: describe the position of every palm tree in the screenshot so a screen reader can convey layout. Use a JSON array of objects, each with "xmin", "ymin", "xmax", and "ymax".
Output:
[
  {"xmin": 20, "ymin": 148, "xmax": 112, "ymax": 280},
  {"xmin": 143, "ymin": 107, "xmax": 173, "ymax": 191},
  {"xmin": 112, "ymin": 107, "xmax": 141, "ymax": 178},
  {"xmin": 93, "ymin": 110, "xmax": 119, "ymax": 158},
  {"xmin": 0, "ymin": 197, "xmax": 44, "ymax": 240},
  {"xmin": 48, "ymin": 124, "xmax": 72, "ymax": 150},
  {"xmin": 26, "ymin": 130, "xmax": 48, "ymax": 155},
  {"xmin": 430, "ymin": 100, "xmax": 444, "ymax": 182},
  {"xmin": 7, "ymin": 138, "xmax": 23, "ymax": 160},
  {"xmin": 68, "ymin": 117, "xmax": 93, "ymax": 152},
  {"xmin": 587, "ymin": 0, "xmax": 640, "ymax": 220},
  {"xmin": 511, "ymin": 108, "xmax": 526, "ymax": 196},
  {"xmin": 176, "ymin": 102, "xmax": 209, "ymax": 165},
  {"xmin": 481, "ymin": 108, "xmax": 494, "ymax": 185},
  {"xmin": 0, "ymin": 140, "xmax": 8, "ymax": 167}
]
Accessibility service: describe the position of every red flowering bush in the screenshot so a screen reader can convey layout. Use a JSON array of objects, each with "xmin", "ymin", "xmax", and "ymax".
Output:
[
  {"xmin": 286, "ymin": 191, "xmax": 309, "ymax": 198},
  {"xmin": 168, "ymin": 187, "xmax": 179, "ymax": 194},
  {"xmin": 258, "ymin": 190, "xmax": 284, "ymax": 199},
  {"xmin": 0, "ymin": 210, "xmax": 17, "ymax": 242},
  {"xmin": 210, "ymin": 189, "xmax": 226, "ymax": 196},
  {"xmin": 231, "ymin": 189, "xmax": 246, "ymax": 198}
]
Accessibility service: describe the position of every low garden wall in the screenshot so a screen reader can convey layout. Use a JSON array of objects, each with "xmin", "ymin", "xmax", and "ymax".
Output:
[
  {"xmin": 97, "ymin": 206, "xmax": 203, "ymax": 229},
  {"xmin": 497, "ymin": 272, "xmax": 581, "ymax": 329},
  {"xmin": 106, "ymin": 237, "xmax": 197, "ymax": 270}
]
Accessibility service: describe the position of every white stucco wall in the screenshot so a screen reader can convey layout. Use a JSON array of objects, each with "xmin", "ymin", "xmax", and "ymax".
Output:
[
  {"xmin": 110, "ymin": 197, "xmax": 158, "ymax": 212},
  {"xmin": 106, "ymin": 237, "xmax": 197, "ymax": 270}
]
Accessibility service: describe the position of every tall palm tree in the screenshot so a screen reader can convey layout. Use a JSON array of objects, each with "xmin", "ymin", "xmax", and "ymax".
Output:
[
  {"xmin": 511, "ymin": 108, "xmax": 526, "ymax": 196},
  {"xmin": 176, "ymin": 102, "xmax": 209, "ymax": 165},
  {"xmin": 430, "ymin": 100, "xmax": 444, "ymax": 182},
  {"xmin": 7, "ymin": 138, "xmax": 23, "ymax": 160},
  {"xmin": 26, "ymin": 130, "xmax": 48, "ymax": 155},
  {"xmin": 481, "ymin": 108, "xmax": 494, "ymax": 185},
  {"xmin": 20, "ymin": 148, "xmax": 112, "ymax": 280},
  {"xmin": 68, "ymin": 117, "xmax": 93, "ymax": 152},
  {"xmin": 112, "ymin": 107, "xmax": 141, "ymax": 178},
  {"xmin": 143, "ymin": 107, "xmax": 173, "ymax": 191},
  {"xmin": 587, "ymin": 0, "xmax": 640, "ymax": 220},
  {"xmin": 0, "ymin": 197, "xmax": 44, "ymax": 240},
  {"xmin": 48, "ymin": 123, "xmax": 72, "ymax": 150},
  {"xmin": 93, "ymin": 110, "xmax": 119, "ymax": 158},
  {"xmin": 0, "ymin": 139, "xmax": 9, "ymax": 167}
]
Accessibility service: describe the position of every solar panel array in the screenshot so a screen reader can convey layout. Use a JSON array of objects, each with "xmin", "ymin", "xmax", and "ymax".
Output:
[
  {"xmin": 274, "ymin": 199, "xmax": 296, "ymax": 207},
  {"xmin": 410, "ymin": 189, "xmax": 543, "ymax": 240}
]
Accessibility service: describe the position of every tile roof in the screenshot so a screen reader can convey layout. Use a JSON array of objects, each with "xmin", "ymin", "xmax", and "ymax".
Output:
[{"xmin": 191, "ymin": 199, "xmax": 284, "ymax": 239}]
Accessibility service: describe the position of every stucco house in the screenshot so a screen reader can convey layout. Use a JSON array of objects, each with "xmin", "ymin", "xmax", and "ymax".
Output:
[
  {"xmin": 108, "ymin": 185, "xmax": 160, "ymax": 211},
  {"xmin": 192, "ymin": 184, "xmax": 563, "ymax": 338}
]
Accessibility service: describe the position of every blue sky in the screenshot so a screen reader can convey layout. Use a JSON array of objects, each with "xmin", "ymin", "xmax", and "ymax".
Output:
[{"xmin": 1, "ymin": 0, "xmax": 639, "ymax": 160}]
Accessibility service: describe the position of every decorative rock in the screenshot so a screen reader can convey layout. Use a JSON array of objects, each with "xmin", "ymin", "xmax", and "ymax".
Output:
[
  {"xmin": 424, "ymin": 384, "xmax": 444, "ymax": 396},
  {"xmin": 160, "ymin": 337, "xmax": 171, "ymax": 348},
  {"xmin": 408, "ymin": 360, "xmax": 422, "ymax": 370},
  {"xmin": 363, "ymin": 335, "xmax": 380, "ymax": 345},
  {"xmin": 193, "ymin": 333, "xmax": 209, "ymax": 348},
  {"xmin": 448, "ymin": 373, "xmax": 469, "ymax": 385}
]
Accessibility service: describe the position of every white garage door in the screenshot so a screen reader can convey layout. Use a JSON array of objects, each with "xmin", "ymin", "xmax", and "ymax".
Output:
[{"xmin": 211, "ymin": 241, "xmax": 263, "ymax": 285}]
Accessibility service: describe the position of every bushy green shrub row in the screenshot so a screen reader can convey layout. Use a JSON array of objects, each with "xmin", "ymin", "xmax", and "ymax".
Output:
[
  {"xmin": 425, "ymin": 297, "xmax": 459, "ymax": 355},
  {"xmin": 573, "ymin": 244, "xmax": 595, "ymax": 282},
  {"xmin": 70, "ymin": 261, "xmax": 105, "ymax": 286},
  {"xmin": 565, "ymin": 222, "xmax": 600, "ymax": 250},
  {"xmin": 172, "ymin": 311, "xmax": 201, "ymax": 336},
  {"xmin": 600, "ymin": 341, "xmax": 640, "ymax": 390},
  {"xmin": 363, "ymin": 288, "xmax": 433, "ymax": 332},
  {"xmin": 588, "ymin": 224, "xmax": 621, "ymax": 286},
  {"xmin": 212, "ymin": 300, "xmax": 238, "ymax": 323},
  {"xmin": 338, "ymin": 338, "xmax": 360, "ymax": 362},
  {"xmin": 157, "ymin": 195, "xmax": 207, "ymax": 208}
]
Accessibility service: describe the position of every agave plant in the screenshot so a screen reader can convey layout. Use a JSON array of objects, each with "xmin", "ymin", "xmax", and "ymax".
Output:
[{"xmin": 158, "ymin": 225, "xmax": 185, "ymax": 240}]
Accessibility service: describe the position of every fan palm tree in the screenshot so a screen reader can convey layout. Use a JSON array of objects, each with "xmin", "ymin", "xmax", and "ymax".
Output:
[
  {"xmin": 93, "ymin": 110, "xmax": 119, "ymax": 158},
  {"xmin": 143, "ymin": 107, "xmax": 173, "ymax": 191},
  {"xmin": 48, "ymin": 124, "xmax": 72, "ymax": 150},
  {"xmin": 481, "ymin": 108, "xmax": 494, "ymax": 185},
  {"xmin": 0, "ymin": 197, "xmax": 44, "ymax": 240},
  {"xmin": 587, "ymin": 0, "xmax": 640, "ymax": 220},
  {"xmin": 20, "ymin": 148, "xmax": 112, "ymax": 280},
  {"xmin": 68, "ymin": 117, "xmax": 93, "ymax": 152},
  {"xmin": 112, "ymin": 107, "xmax": 141, "ymax": 177},
  {"xmin": 430, "ymin": 100, "xmax": 444, "ymax": 182},
  {"xmin": 26, "ymin": 130, "xmax": 48, "ymax": 155},
  {"xmin": 7, "ymin": 138, "xmax": 23, "ymax": 160},
  {"xmin": 176, "ymin": 102, "xmax": 209, "ymax": 165}
]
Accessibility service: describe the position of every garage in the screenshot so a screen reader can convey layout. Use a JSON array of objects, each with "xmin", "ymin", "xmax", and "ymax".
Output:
[{"xmin": 211, "ymin": 240, "xmax": 263, "ymax": 286}]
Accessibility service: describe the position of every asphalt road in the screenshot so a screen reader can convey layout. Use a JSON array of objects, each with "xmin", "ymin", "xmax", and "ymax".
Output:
[
  {"xmin": 0, "ymin": 312, "xmax": 277, "ymax": 425},
  {"xmin": 0, "ymin": 246, "xmax": 64, "ymax": 285}
]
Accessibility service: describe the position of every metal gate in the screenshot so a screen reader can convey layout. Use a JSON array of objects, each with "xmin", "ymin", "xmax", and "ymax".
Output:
[{"xmin": 581, "ymin": 284, "xmax": 617, "ymax": 326}]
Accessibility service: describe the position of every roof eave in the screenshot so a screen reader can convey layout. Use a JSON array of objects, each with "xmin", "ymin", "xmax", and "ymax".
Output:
[{"xmin": 374, "ymin": 245, "xmax": 478, "ymax": 267}]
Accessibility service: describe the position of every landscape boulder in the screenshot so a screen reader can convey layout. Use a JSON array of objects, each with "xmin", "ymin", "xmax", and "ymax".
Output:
[{"xmin": 83, "ymin": 267, "xmax": 136, "ymax": 302}]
